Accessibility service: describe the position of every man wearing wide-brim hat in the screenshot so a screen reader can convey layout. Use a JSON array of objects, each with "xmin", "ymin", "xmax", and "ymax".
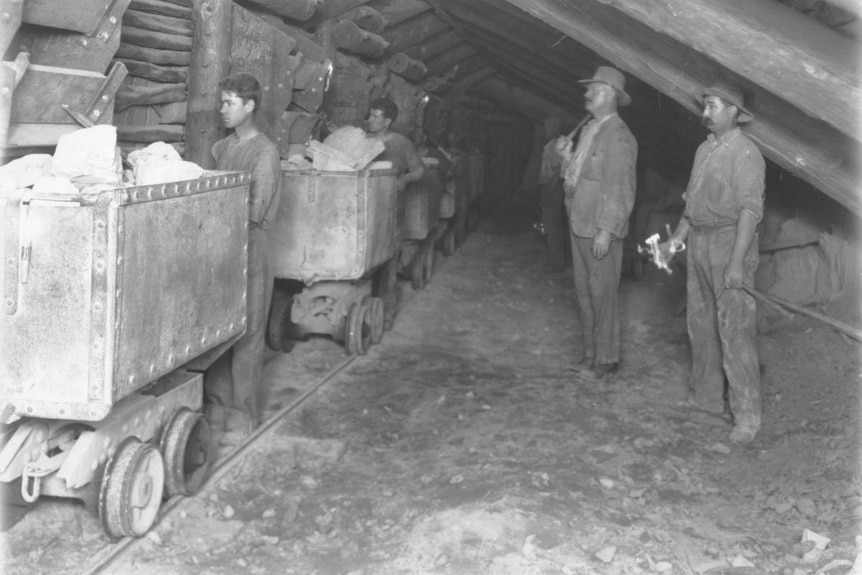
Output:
[
  {"xmin": 660, "ymin": 81, "xmax": 765, "ymax": 444},
  {"xmin": 555, "ymin": 66, "xmax": 638, "ymax": 379}
]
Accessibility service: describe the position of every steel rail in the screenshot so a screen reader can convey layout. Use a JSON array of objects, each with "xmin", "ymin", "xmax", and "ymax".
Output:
[{"xmin": 81, "ymin": 353, "xmax": 359, "ymax": 575}]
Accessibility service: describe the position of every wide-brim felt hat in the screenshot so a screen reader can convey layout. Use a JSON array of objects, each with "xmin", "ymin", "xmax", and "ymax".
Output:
[
  {"xmin": 579, "ymin": 66, "xmax": 631, "ymax": 106},
  {"xmin": 702, "ymin": 82, "xmax": 753, "ymax": 123}
]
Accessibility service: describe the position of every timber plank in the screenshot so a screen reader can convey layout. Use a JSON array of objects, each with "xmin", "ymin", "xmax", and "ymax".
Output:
[
  {"xmin": 241, "ymin": 0, "xmax": 317, "ymax": 21},
  {"xmin": 129, "ymin": 0, "xmax": 193, "ymax": 19},
  {"xmin": 11, "ymin": 64, "xmax": 107, "ymax": 123},
  {"xmin": 383, "ymin": 13, "xmax": 447, "ymax": 53},
  {"xmin": 115, "ymin": 43, "xmax": 192, "ymax": 66},
  {"xmin": 117, "ymin": 124, "xmax": 185, "ymax": 142},
  {"xmin": 115, "ymin": 81, "xmax": 187, "ymax": 112},
  {"xmin": 123, "ymin": 9, "xmax": 193, "ymax": 36},
  {"xmin": 121, "ymin": 25, "xmax": 195, "ymax": 51},
  {"xmin": 116, "ymin": 59, "xmax": 189, "ymax": 83},
  {"xmin": 376, "ymin": 0, "xmax": 433, "ymax": 27}
]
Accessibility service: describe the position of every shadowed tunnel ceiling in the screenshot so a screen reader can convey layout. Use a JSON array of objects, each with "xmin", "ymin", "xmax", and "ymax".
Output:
[{"xmin": 334, "ymin": 0, "xmax": 861, "ymax": 217}]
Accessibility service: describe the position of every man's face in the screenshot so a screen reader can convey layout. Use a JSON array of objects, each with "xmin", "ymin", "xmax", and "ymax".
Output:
[
  {"xmin": 367, "ymin": 109, "xmax": 389, "ymax": 134},
  {"xmin": 220, "ymin": 91, "xmax": 254, "ymax": 129},
  {"xmin": 584, "ymin": 83, "xmax": 614, "ymax": 114},
  {"xmin": 701, "ymin": 96, "xmax": 735, "ymax": 134}
]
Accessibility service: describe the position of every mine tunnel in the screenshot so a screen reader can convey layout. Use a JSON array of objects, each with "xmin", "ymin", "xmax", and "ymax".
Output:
[{"xmin": 1, "ymin": 0, "xmax": 861, "ymax": 573}]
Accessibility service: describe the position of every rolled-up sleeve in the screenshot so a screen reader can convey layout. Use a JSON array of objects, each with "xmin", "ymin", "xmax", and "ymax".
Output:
[
  {"xmin": 596, "ymin": 127, "xmax": 637, "ymax": 237},
  {"xmin": 733, "ymin": 143, "xmax": 765, "ymax": 223}
]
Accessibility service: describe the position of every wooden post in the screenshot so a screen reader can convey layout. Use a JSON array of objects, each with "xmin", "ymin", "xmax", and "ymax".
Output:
[
  {"xmin": 338, "ymin": 5, "xmax": 387, "ymax": 33},
  {"xmin": 186, "ymin": 0, "xmax": 231, "ymax": 167},
  {"xmin": 388, "ymin": 52, "xmax": 427, "ymax": 82},
  {"xmin": 333, "ymin": 19, "xmax": 389, "ymax": 57},
  {"xmin": 241, "ymin": 0, "xmax": 318, "ymax": 21}
]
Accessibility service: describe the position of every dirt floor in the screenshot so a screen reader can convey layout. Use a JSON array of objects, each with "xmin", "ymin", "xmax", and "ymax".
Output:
[{"xmin": 2, "ymin": 204, "xmax": 861, "ymax": 575}]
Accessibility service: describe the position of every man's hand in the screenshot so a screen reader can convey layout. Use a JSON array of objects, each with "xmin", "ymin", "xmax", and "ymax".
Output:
[
  {"xmin": 724, "ymin": 262, "xmax": 744, "ymax": 289},
  {"xmin": 555, "ymin": 135, "xmax": 573, "ymax": 158},
  {"xmin": 593, "ymin": 229, "xmax": 611, "ymax": 259}
]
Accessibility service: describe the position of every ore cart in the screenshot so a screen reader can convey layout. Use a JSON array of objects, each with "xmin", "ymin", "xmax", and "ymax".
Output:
[
  {"xmin": 267, "ymin": 163, "xmax": 400, "ymax": 355},
  {"xmin": 398, "ymin": 157, "xmax": 443, "ymax": 290},
  {"xmin": 0, "ymin": 172, "xmax": 251, "ymax": 539}
]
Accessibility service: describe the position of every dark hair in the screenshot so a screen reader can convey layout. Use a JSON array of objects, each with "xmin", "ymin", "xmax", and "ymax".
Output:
[
  {"xmin": 219, "ymin": 74, "xmax": 262, "ymax": 113},
  {"xmin": 369, "ymin": 98, "xmax": 399, "ymax": 123}
]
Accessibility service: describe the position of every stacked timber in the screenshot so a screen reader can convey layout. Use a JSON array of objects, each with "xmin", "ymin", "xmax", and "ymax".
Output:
[
  {"xmin": 113, "ymin": 0, "xmax": 194, "ymax": 155},
  {"xmin": 333, "ymin": 6, "xmax": 390, "ymax": 57}
]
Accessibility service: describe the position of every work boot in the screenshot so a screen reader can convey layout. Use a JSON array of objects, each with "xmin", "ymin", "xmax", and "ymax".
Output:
[
  {"xmin": 205, "ymin": 403, "xmax": 227, "ymax": 433},
  {"xmin": 729, "ymin": 421, "xmax": 759, "ymax": 444},
  {"xmin": 218, "ymin": 409, "xmax": 253, "ymax": 447}
]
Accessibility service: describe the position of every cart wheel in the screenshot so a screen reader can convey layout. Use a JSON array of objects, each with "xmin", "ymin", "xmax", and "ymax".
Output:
[
  {"xmin": 346, "ymin": 303, "xmax": 371, "ymax": 355},
  {"xmin": 423, "ymin": 246, "xmax": 434, "ymax": 284},
  {"xmin": 99, "ymin": 438, "xmax": 165, "ymax": 541},
  {"xmin": 159, "ymin": 409, "xmax": 213, "ymax": 497},
  {"xmin": 266, "ymin": 292, "xmax": 296, "ymax": 353},
  {"xmin": 367, "ymin": 297, "xmax": 385, "ymax": 345},
  {"xmin": 443, "ymin": 228, "xmax": 456, "ymax": 256}
]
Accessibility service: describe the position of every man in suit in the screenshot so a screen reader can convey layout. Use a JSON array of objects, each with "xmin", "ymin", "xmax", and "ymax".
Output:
[{"xmin": 556, "ymin": 66, "xmax": 638, "ymax": 378}]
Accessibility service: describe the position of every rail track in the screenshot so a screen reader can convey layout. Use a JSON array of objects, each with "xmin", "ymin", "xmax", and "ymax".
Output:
[{"xmin": 79, "ymin": 353, "xmax": 359, "ymax": 575}]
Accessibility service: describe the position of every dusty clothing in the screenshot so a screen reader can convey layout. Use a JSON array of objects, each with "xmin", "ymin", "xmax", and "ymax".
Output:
[
  {"xmin": 562, "ymin": 114, "xmax": 636, "ymax": 365},
  {"xmin": 570, "ymin": 234, "xmax": 623, "ymax": 365},
  {"xmin": 564, "ymin": 114, "xmax": 637, "ymax": 239},
  {"xmin": 206, "ymin": 132, "xmax": 281, "ymax": 423},
  {"xmin": 378, "ymin": 131, "xmax": 423, "ymax": 177},
  {"xmin": 684, "ymin": 127, "xmax": 764, "ymax": 228},
  {"xmin": 683, "ymin": 127, "xmax": 765, "ymax": 428},
  {"xmin": 538, "ymin": 139, "xmax": 563, "ymax": 186}
]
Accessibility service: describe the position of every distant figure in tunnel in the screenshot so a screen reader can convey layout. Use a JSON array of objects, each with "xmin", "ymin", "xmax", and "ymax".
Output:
[
  {"xmin": 367, "ymin": 98, "xmax": 425, "ymax": 192},
  {"xmin": 660, "ymin": 83, "xmax": 765, "ymax": 444},
  {"xmin": 556, "ymin": 66, "xmax": 637, "ymax": 379},
  {"xmin": 205, "ymin": 73, "xmax": 281, "ymax": 442},
  {"xmin": 536, "ymin": 115, "xmax": 568, "ymax": 271}
]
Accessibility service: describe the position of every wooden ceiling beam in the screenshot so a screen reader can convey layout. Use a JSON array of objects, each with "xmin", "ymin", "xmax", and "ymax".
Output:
[
  {"xmin": 382, "ymin": 12, "xmax": 447, "ymax": 52},
  {"xmin": 422, "ymin": 42, "xmax": 475, "ymax": 76},
  {"xmin": 372, "ymin": 0, "xmax": 433, "ymax": 27},
  {"xmin": 404, "ymin": 28, "xmax": 463, "ymax": 61},
  {"xmin": 451, "ymin": 65, "xmax": 496, "ymax": 91},
  {"xmin": 598, "ymin": 0, "xmax": 860, "ymax": 139},
  {"xmin": 502, "ymin": 0, "xmax": 861, "ymax": 215}
]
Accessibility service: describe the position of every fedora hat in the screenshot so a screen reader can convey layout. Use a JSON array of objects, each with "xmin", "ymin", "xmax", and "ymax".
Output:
[
  {"xmin": 702, "ymin": 82, "xmax": 753, "ymax": 123},
  {"xmin": 579, "ymin": 66, "xmax": 631, "ymax": 106}
]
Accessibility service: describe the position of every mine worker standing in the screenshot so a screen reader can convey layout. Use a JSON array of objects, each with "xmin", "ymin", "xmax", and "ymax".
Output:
[
  {"xmin": 536, "ymin": 116, "xmax": 567, "ymax": 271},
  {"xmin": 205, "ymin": 73, "xmax": 282, "ymax": 441},
  {"xmin": 661, "ymin": 83, "xmax": 765, "ymax": 444},
  {"xmin": 556, "ymin": 66, "xmax": 637, "ymax": 378},
  {"xmin": 367, "ymin": 98, "xmax": 425, "ymax": 192}
]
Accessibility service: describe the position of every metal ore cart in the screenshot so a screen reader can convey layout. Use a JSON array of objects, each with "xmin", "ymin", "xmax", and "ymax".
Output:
[
  {"xmin": 399, "ymin": 157, "xmax": 443, "ymax": 290},
  {"xmin": 0, "ymin": 171, "xmax": 251, "ymax": 539},
  {"xmin": 267, "ymin": 163, "xmax": 400, "ymax": 355}
]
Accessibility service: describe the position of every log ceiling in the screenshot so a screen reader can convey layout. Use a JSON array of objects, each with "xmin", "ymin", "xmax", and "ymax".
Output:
[
  {"xmin": 357, "ymin": 0, "xmax": 859, "ymax": 216},
  {"xmin": 253, "ymin": 0, "xmax": 860, "ymax": 215}
]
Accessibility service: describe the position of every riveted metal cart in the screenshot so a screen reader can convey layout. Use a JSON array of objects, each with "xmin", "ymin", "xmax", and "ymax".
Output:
[
  {"xmin": 0, "ymin": 171, "xmax": 251, "ymax": 540},
  {"xmin": 267, "ymin": 162, "xmax": 400, "ymax": 355},
  {"xmin": 399, "ymin": 156, "xmax": 443, "ymax": 290}
]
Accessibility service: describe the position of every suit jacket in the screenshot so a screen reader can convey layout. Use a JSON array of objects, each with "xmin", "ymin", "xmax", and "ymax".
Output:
[{"xmin": 567, "ymin": 114, "xmax": 637, "ymax": 239}]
